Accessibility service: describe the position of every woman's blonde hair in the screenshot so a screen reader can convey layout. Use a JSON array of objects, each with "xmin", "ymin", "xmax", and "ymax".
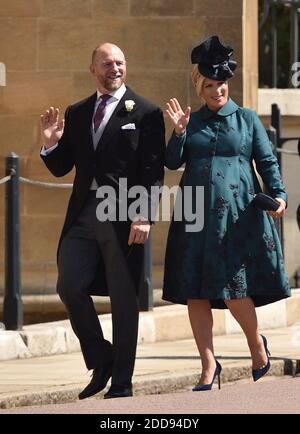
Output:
[{"xmin": 191, "ymin": 65, "xmax": 205, "ymax": 98}]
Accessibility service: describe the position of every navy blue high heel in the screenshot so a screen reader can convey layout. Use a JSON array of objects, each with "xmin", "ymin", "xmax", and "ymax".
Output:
[
  {"xmin": 252, "ymin": 335, "xmax": 271, "ymax": 382},
  {"xmin": 192, "ymin": 360, "xmax": 222, "ymax": 391}
]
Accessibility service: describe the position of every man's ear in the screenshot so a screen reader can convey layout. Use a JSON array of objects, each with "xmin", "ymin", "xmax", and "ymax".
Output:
[{"xmin": 89, "ymin": 64, "xmax": 95, "ymax": 75}]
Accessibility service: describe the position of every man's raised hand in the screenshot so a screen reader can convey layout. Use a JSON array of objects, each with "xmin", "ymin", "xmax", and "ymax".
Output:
[{"xmin": 40, "ymin": 107, "xmax": 64, "ymax": 149}]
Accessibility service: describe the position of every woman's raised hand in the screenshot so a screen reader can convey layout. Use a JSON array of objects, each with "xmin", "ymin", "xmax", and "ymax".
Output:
[
  {"xmin": 40, "ymin": 107, "xmax": 65, "ymax": 149},
  {"xmin": 165, "ymin": 98, "xmax": 191, "ymax": 136}
]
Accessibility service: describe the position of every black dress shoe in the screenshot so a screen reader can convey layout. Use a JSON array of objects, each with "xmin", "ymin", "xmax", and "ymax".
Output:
[
  {"xmin": 78, "ymin": 362, "xmax": 112, "ymax": 400},
  {"xmin": 104, "ymin": 385, "xmax": 133, "ymax": 399}
]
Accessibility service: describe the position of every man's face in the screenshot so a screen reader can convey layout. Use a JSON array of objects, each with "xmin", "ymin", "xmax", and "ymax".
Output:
[{"xmin": 90, "ymin": 44, "xmax": 126, "ymax": 93}]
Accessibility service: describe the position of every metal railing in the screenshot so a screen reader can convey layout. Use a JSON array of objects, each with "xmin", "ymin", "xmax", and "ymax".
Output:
[
  {"xmin": 270, "ymin": 103, "xmax": 300, "ymax": 287},
  {"xmin": 259, "ymin": 0, "xmax": 300, "ymax": 88}
]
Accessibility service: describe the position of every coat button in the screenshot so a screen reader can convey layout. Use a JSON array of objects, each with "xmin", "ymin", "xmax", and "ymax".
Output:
[{"xmin": 211, "ymin": 137, "xmax": 217, "ymax": 142}]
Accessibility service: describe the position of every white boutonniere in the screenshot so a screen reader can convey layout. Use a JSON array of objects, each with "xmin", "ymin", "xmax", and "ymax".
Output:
[{"xmin": 125, "ymin": 100, "xmax": 135, "ymax": 112}]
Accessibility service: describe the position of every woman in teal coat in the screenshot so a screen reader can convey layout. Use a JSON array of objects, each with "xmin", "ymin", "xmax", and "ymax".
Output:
[{"xmin": 163, "ymin": 36, "xmax": 290, "ymax": 391}]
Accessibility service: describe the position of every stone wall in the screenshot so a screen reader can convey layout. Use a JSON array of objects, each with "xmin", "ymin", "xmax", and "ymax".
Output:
[{"xmin": 0, "ymin": 0, "xmax": 258, "ymax": 294}]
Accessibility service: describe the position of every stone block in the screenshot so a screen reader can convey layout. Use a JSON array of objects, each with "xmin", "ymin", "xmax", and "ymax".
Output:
[
  {"xmin": 128, "ymin": 69, "xmax": 187, "ymax": 111},
  {"xmin": 224, "ymin": 310, "xmax": 242, "ymax": 334},
  {"xmin": 138, "ymin": 314, "xmax": 155, "ymax": 343},
  {"xmin": 20, "ymin": 262, "xmax": 46, "ymax": 295},
  {"xmin": 152, "ymin": 221, "xmax": 169, "ymax": 265},
  {"xmin": 0, "ymin": 71, "xmax": 73, "ymax": 116},
  {"xmin": 45, "ymin": 263, "xmax": 58, "ymax": 293},
  {"xmin": 153, "ymin": 305, "xmax": 192, "ymax": 341},
  {"xmin": 212, "ymin": 310, "xmax": 226, "ymax": 335},
  {"xmin": 39, "ymin": 18, "xmax": 94, "ymax": 70},
  {"xmin": 243, "ymin": 0, "xmax": 258, "ymax": 109},
  {"xmin": 72, "ymin": 72, "xmax": 97, "ymax": 102},
  {"xmin": 0, "ymin": 331, "xmax": 29, "ymax": 360},
  {"xmin": 23, "ymin": 183, "xmax": 71, "ymax": 216},
  {"xmin": 93, "ymin": 17, "xmax": 205, "ymax": 70},
  {"xmin": 98, "ymin": 313, "xmax": 113, "ymax": 342},
  {"xmin": 21, "ymin": 215, "xmax": 64, "ymax": 262},
  {"xmin": 0, "ymin": 62, "xmax": 6, "ymax": 86},
  {"xmin": 286, "ymin": 290, "xmax": 300, "ymax": 326},
  {"xmin": 0, "ymin": 18, "xmax": 37, "ymax": 70},
  {"xmin": 92, "ymin": 0, "xmax": 129, "ymax": 16},
  {"xmin": 20, "ymin": 326, "xmax": 67, "ymax": 356},
  {"xmin": 41, "ymin": 0, "xmax": 91, "ymax": 17},
  {"xmin": 65, "ymin": 326, "xmax": 81, "ymax": 352},
  {"xmin": 0, "ymin": 116, "xmax": 40, "ymax": 158},
  {"xmin": 194, "ymin": 0, "xmax": 243, "ymax": 16},
  {"xmin": 256, "ymin": 300, "xmax": 288, "ymax": 330},
  {"xmin": 130, "ymin": 0, "xmax": 193, "ymax": 16},
  {"xmin": 0, "ymin": 1, "xmax": 40, "ymax": 17}
]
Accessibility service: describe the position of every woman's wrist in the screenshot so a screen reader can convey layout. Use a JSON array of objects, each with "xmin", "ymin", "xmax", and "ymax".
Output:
[{"xmin": 175, "ymin": 129, "xmax": 186, "ymax": 138}]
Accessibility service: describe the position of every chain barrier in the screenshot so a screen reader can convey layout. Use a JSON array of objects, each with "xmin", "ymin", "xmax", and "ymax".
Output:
[
  {"xmin": 276, "ymin": 148, "xmax": 299, "ymax": 155},
  {"xmin": 0, "ymin": 173, "xmax": 73, "ymax": 189},
  {"xmin": 1, "ymin": 151, "xmax": 296, "ymax": 190},
  {"xmin": 0, "ymin": 174, "xmax": 11, "ymax": 185},
  {"xmin": 19, "ymin": 176, "xmax": 72, "ymax": 189}
]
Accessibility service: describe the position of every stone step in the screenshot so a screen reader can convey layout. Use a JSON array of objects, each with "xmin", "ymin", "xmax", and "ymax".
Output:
[{"xmin": 0, "ymin": 287, "xmax": 170, "ymax": 326}]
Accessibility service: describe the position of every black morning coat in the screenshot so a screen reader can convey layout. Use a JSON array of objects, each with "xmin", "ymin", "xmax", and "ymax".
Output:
[{"xmin": 41, "ymin": 86, "xmax": 166, "ymax": 296}]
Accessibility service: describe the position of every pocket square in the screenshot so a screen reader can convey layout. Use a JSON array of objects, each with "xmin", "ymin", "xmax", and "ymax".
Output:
[{"xmin": 121, "ymin": 123, "xmax": 136, "ymax": 130}]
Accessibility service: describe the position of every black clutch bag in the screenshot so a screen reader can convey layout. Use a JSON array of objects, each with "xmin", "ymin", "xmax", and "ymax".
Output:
[{"xmin": 253, "ymin": 193, "xmax": 280, "ymax": 211}]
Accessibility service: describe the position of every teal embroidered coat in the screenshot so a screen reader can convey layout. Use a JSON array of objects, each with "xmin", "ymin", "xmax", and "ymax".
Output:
[{"xmin": 162, "ymin": 98, "xmax": 291, "ymax": 308}]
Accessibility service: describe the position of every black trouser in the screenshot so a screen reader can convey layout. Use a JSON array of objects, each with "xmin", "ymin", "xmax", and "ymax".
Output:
[{"xmin": 57, "ymin": 194, "xmax": 139, "ymax": 388}]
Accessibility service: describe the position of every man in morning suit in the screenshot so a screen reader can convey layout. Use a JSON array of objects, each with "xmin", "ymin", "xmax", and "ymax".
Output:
[{"xmin": 40, "ymin": 43, "xmax": 165, "ymax": 399}]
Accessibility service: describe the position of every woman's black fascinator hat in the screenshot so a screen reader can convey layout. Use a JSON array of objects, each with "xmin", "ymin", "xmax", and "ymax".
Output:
[{"xmin": 191, "ymin": 35, "xmax": 237, "ymax": 81}]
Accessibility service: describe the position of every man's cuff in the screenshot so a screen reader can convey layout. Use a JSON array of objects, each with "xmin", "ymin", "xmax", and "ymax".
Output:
[
  {"xmin": 132, "ymin": 216, "xmax": 150, "ymax": 223},
  {"xmin": 40, "ymin": 143, "xmax": 58, "ymax": 156}
]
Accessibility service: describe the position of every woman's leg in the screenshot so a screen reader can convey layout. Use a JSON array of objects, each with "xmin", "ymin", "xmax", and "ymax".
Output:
[
  {"xmin": 224, "ymin": 297, "xmax": 268, "ymax": 369},
  {"xmin": 187, "ymin": 299, "xmax": 216, "ymax": 384}
]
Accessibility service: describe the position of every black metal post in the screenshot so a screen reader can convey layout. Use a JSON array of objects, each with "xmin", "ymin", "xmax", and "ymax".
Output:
[
  {"xmin": 293, "ymin": 270, "xmax": 300, "ymax": 288},
  {"xmin": 290, "ymin": 0, "xmax": 299, "ymax": 86},
  {"xmin": 271, "ymin": 103, "xmax": 282, "ymax": 168},
  {"xmin": 266, "ymin": 126, "xmax": 284, "ymax": 255},
  {"xmin": 271, "ymin": 1, "xmax": 278, "ymax": 88},
  {"xmin": 138, "ymin": 233, "xmax": 153, "ymax": 311},
  {"xmin": 3, "ymin": 153, "xmax": 22, "ymax": 330}
]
